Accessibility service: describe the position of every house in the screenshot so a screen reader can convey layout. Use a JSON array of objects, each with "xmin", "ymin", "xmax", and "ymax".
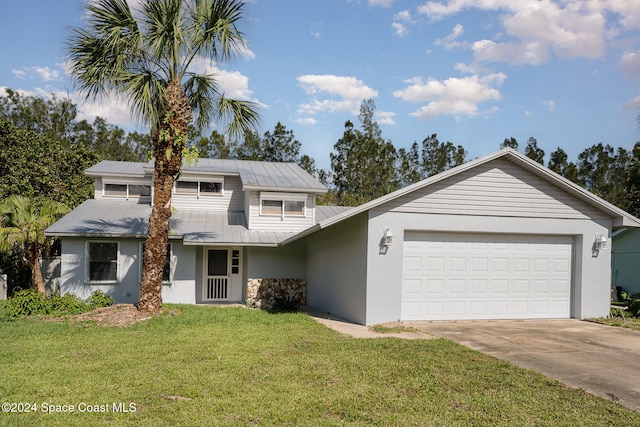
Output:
[
  {"xmin": 46, "ymin": 148, "xmax": 640, "ymax": 325},
  {"xmin": 612, "ymin": 228, "xmax": 640, "ymax": 294}
]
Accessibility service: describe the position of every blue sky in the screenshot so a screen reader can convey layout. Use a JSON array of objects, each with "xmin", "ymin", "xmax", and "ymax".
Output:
[{"xmin": 1, "ymin": 0, "xmax": 640, "ymax": 170}]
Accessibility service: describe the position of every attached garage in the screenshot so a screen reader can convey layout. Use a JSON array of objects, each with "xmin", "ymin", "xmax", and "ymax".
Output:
[
  {"xmin": 401, "ymin": 232, "xmax": 572, "ymax": 320},
  {"xmin": 302, "ymin": 148, "xmax": 640, "ymax": 325}
]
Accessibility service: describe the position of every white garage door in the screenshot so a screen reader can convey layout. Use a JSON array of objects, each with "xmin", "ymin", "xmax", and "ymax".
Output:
[{"xmin": 402, "ymin": 232, "xmax": 573, "ymax": 321}]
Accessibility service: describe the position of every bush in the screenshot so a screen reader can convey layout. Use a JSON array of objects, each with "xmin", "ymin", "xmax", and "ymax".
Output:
[
  {"xmin": 5, "ymin": 289, "xmax": 115, "ymax": 318},
  {"xmin": 49, "ymin": 293, "xmax": 89, "ymax": 316},
  {"xmin": 86, "ymin": 290, "xmax": 115, "ymax": 308},
  {"xmin": 5, "ymin": 289, "xmax": 49, "ymax": 317}
]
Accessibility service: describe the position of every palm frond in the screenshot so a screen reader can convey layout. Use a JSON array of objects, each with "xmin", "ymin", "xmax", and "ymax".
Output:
[
  {"xmin": 212, "ymin": 90, "xmax": 261, "ymax": 140},
  {"xmin": 188, "ymin": 0, "xmax": 246, "ymax": 64}
]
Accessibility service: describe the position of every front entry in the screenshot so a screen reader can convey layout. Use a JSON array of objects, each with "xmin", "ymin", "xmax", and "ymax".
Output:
[{"xmin": 203, "ymin": 248, "xmax": 242, "ymax": 302}]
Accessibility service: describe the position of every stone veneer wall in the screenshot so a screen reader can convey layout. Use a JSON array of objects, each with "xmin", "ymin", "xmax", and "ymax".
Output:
[{"xmin": 246, "ymin": 278, "xmax": 306, "ymax": 310}]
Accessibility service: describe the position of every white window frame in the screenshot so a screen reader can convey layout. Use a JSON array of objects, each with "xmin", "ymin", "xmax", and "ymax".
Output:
[
  {"xmin": 86, "ymin": 241, "xmax": 119, "ymax": 284},
  {"xmin": 259, "ymin": 192, "xmax": 307, "ymax": 219},
  {"xmin": 139, "ymin": 242, "xmax": 173, "ymax": 285},
  {"xmin": 174, "ymin": 178, "xmax": 224, "ymax": 198},
  {"xmin": 102, "ymin": 180, "xmax": 151, "ymax": 200}
]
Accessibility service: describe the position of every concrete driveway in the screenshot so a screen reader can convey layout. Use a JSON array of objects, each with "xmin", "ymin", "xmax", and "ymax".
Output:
[{"xmin": 409, "ymin": 319, "xmax": 640, "ymax": 411}]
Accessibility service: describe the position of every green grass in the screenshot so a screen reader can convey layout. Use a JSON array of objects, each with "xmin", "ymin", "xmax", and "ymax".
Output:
[
  {"xmin": 1, "ymin": 305, "xmax": 639, "ymax": 426},
  {"xmin": 590, "ymin": 316, "xmax": 640, "ymax": 331},
  {"xmin": 368, "ymin": 323, "xmax": 421, "ymax": 334}
]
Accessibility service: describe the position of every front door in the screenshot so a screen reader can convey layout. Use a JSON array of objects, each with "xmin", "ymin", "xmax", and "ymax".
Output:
[{"xmin": 203, "ymin": 248, "xmax": 242, "ymax": 301}]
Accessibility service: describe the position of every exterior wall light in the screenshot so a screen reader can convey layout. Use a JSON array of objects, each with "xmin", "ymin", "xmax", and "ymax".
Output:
[
  {"xmin": 594, "ymin": 233, "xmax": 607, "ymax": 250},
  {"xmin": 383, "ymin": 227, "xmax": 394, "ymax": 247}
]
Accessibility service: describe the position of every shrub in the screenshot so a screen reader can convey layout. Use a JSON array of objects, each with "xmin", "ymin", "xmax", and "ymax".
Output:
[
  {"xmin": 5, "ymin": 289, "xmax": 49, "ymax": 317},
  {"xmin": 5, "ymin": 289, "xmax": 115, "ymax": 318},
  {"xmin": 48, "ymin": 293, "xmax": 89, "ymax": 315},
  {"xmin": 87, "ymin": 290, "xmax": 115, "ymax": 308}
]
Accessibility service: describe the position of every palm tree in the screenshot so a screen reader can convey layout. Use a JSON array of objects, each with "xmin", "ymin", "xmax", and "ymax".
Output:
[
  {"xmin": 67, "ymin": 0, "xmax": 260, "ymax": 313},
  {"xmin": 0, "ymin": 196, "xmax": 69, "ymax": 294}
]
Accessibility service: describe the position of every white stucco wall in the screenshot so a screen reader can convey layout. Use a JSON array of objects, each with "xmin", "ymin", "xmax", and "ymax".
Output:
[
  {"xmin": 60, "ymin": 238, "xmax": 197, "ymax": 304},
  {"xmin": 245, "ymin": 239, "xmax": 307, "ymax": 279},
  {"xmin": 305, "ymin": 213, "xmax": 369, "ymax": 325},
  {"xmin": 364, "ymin": 210, "xmax": 612, "ymax": 325}
]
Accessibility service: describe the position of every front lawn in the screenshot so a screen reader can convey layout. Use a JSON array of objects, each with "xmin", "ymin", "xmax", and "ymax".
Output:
[{"xmin": 1, "ymin": 305, "xmax": 638, "ymax": 426}]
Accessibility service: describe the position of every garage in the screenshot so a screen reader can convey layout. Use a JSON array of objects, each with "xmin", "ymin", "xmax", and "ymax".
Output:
[{"xmin": 401, "ymin": 231, "xmax": 573, "ymax": 321}]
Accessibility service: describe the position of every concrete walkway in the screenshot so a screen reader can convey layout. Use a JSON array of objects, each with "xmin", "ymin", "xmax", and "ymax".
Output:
[
  {"xmin": 409, "ymin": 319, "xmax": 640, "ymax": 412},
  {"xmin": 302, "ymin": 307, "xmax": 433, "ymax": 339}
]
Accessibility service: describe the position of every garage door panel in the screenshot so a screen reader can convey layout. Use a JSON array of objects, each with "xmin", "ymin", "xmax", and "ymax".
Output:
[{"xmin": 402, "ymin": 232, "xmax": 572, "ymax": 321}]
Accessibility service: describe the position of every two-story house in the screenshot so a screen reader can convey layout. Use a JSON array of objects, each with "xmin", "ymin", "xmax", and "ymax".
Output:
[
  {"xmin": 47, "ymin": 149, "xmax": 640, "ymax": 325},
  {"xmin": 45, "ymin": 158, "xmax": 339, "ymax": 306}
]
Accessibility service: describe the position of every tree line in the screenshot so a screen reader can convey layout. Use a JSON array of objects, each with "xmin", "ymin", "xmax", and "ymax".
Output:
[
  {"xmin": 2, "ymin": 91, "xmax": 640, "ymax": 294},
  {"xmin": 3, "ymin": 91, "xmax": 640, "ymax": 215}
]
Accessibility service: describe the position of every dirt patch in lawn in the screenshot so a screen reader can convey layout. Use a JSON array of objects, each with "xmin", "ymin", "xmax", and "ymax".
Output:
[{"xmin": 46, "ymin": 304, "xmax": 181, "ymax": 327}]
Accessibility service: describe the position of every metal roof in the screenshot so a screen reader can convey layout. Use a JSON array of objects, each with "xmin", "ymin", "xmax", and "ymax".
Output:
[
  {"xmin": 315, "ymin": 205, "xmax": 353, "ymax": 222},
  {"xmin": 45, "ymin": 200, "xmax": 297, "ymax": 246},
  {"xmin": 130, "ymin": 158, "xmax": 327, "ymax": 193},
  {"xmin": 85, "ymin": 161, "xmax": 148, "ymax": 177}
]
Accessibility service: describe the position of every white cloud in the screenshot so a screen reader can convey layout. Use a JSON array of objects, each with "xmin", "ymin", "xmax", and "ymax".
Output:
[
  {"xmin": 295, "ymin": 117, "xmax": 318, "ymax": 125},
  {"xmin": 418, "ymin": 0, "xmax": 625, "ymax": 65},
  {"xmin": 392, "ymin": 10, "xmax": 415, "ymax": 37},
  {"xmin": 472, "ymin": 39, "xmax": 551, "ymax": 65},
  {"xmin": 620, "ymin": 51, "xmax": 640, "ymax": 79},
  {"xmin": 392, "ymin": 22, "xmax": 409, "ymax": 37},
  {"xmin": 11, "ymin": 66, "xmax": 60, "ymax": 82},
  {"xmin": 434, "ymin": 24, "xmax": 464, "ymax": 49},
  {"xmin": 189, "ymin": 56, "xmax": 259, "ymax": 103},
  {"xmin": 540, "ymin": 99, "xmax": 556, "ymax": 111},
  {"xmin": 297, "ymin": 74, "xmax": 378, "ymax": 116},
  {"xmin": 393, "ymin": 73, "xmax": 506, "ymax": 120},
  {"xmin": 376, "ymin": 111, "xmax": 396, "ymax": 125},
  {"xmin": 369, "ymin": 0, "xmax": 394, "ymax": 7},
  {"xmin": 12, "ymin": 69, "xmax": 27, "ymax": 81},
  {"xmin": 624, "ymin": 94, "xmax": 640, "ymax": 110}
]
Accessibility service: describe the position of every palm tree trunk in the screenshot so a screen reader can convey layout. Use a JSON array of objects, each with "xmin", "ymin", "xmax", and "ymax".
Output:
[
  {"xmin": 30, "ymin": 244, "xmax": 47, "ymax": 294},
  {"xmin": 138, "ymin": 80, "xmax": 192, "ymax": 313}
]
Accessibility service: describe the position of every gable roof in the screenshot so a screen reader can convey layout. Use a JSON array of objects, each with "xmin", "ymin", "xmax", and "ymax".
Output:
[
  {"xmin": 282, "ymin": 148, "xmax": 640, "ymax": 245},
  {"xmin": 85, "ymin": 158, "xmax": 327, "ymax": 193}
]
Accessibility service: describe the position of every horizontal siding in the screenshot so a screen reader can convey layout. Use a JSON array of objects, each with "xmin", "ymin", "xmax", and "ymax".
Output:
[
  {"xmin": 384, "ymin": 158, "xmax": 607, "ymax": 220},
  {"xmin": 247, "ymin": 191, "xmax": 315, "ymax": 231},
  {"xmin": 171, "ymin": 176, "xmax": 244, "ymax": 211}
]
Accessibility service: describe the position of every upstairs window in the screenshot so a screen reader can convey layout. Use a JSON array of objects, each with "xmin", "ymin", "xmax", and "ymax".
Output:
[
  {"xmin": 175, "ymin": 179, "xmax": 223, "ymax": 197},
  {"xmin": 260, "ymin": 193, "xmax": 307, "ymax": 218},
  {"xmin": 103, "ymin": 183, "xmax": 151, "ymax": 199}
]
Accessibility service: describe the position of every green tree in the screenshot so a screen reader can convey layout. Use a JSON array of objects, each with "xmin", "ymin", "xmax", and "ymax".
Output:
[
  {"xmin": 575, "ymin": 143, "xmax": 630, "ymax": 209},
  {"xmin": 421, "ymin": 134, "xmax": 467, "ymax": 177},
  {"xmin": 396, "ymin": 142, "xmax": 421, "ymax": 187},
  {"xmin": 192, "ymin": 130, "xmax": 234, "ymax": 159},
  {"xmin": 547, "ymin": 147, "xmax": 578, "ymax": 183},
  {"xmin": 68, "ymin": 0, "xmax": 260, "ymax": 313},
  {"xmin": 0, "ymin": 89, "xmax": 76, "ymax": 145},
  {"xmin": 0, "ymin": 196, "xmax": 69, "ymax": 294},
  {"xmin": 330, "ymin": 100, "xmax": 398, "ymax": 205},
  {"xmin": 501, "ymin": 137, "xmax": 518, "ymax": 150},
  {"xmin": 524, "ymin": 137, "xmax": 545, "ymax": 165},
  {"xmin": 626, "ymin": 142, "xmax": 640, "ymax": 217},
  {"xmin": 261, "ymin": 122, "xmax": 301, "ymax": 163},
  {"xmin": 235, "ymin": 130, "xmax": 263, "ymax": 160},
  {"xmin": 0, "ymin": 120, "xmax": 98, "ymax": 208}
]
